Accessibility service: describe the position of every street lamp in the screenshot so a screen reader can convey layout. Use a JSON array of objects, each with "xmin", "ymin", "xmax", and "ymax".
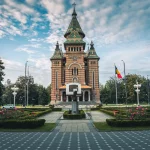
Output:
[
  {"xmin": 11, "ymin": 85, "xmax": 19, "ymax": 107},
  {"xmin": 25, "ymin": 61, "xmax": 28, "ymax": 107},
  {"xmin": 121, "ymin": 60, "xmax": 127, "ymax": 105},
  {"xmin": 147, "ymin": 75, "xmax": 150, "ymax": 105},
  {"xmin": 134, "ymin": 80, "xmax": 141, "ymax": 105}
]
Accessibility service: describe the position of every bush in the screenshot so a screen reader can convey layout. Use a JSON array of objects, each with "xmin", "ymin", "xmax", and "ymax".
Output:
[
  {"xmin": 106, "ymin": 119, "xmax": 150, "ymax": 127},
  {"xmin": 63, "ymin": 110, "xmax": 86, "ymax": 119},
  {"xmin": 0, "ymin": 119, "xmax": 45, "ymax": 129}
]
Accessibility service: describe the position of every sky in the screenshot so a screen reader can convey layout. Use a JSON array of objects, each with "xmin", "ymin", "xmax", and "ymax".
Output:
[{"xmin": 0, "ymin": 0, "xmax": 150, "ymax": 87}]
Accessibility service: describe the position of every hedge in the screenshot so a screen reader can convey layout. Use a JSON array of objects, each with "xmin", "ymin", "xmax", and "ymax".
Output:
[
  {"xmin": 0, "ymin": 119, "xmax": 45, "ymax": 129},
  {"xmin": 63, "ymin": 110, "xmax": 86, "ymax": 119},
  {"xmin": 106, "ymin": 119, "xmax": 150, "ymax": 127}
]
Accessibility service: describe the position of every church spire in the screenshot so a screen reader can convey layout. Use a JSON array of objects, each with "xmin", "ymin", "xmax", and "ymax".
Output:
[
  {"xmin": 87, "ymin": 41, "xmax": 100, "ymax": 60},
  {"xmin": 50, "ymin": 42, "xmax": 63, "ymax": 60},
  {"xmin": 64, "ymin": 3, "xmax": 85, "ymax": 38},
  {"xmin": 72, "ymin": 2, "xmax": 77, "ymax": 17}
]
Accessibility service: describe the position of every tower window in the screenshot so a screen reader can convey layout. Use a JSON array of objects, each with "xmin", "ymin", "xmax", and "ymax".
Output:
[
  {"xmin": 56, "ymin": 71, "xmax": 58, "ymax": 90},
  {"xmin": 92, "ymin": 71, "xmax": 95, "ymax": 89},
  {"xmin": 64, "ymin": 70, "xmax": 65, "ymax": 83}
]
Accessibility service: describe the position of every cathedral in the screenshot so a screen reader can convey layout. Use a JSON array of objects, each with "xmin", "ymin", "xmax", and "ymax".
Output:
[{"xmin": 50, "ymin": 5, "xmax": 100, "ymax": 104}]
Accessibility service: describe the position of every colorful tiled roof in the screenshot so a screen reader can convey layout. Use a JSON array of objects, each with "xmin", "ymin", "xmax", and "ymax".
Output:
[
  {"xmin": 50, "ymin": 42, "xmax": 63, "ymax": 60},
  {"xmin": 87, "ymin": 41, "xmax": 100, "ymax": 59},
  {"xmin": 64, "ymin": 4, "xmax": 85, "ymax": 40}
]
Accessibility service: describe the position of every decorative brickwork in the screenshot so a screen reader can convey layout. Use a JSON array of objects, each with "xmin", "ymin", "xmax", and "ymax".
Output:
[{"xmin": 50, "ymin": 5, "xmax": 100, "ymax": 104}]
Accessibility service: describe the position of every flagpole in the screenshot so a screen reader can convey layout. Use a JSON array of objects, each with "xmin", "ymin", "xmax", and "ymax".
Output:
[{"xmin": 114, "ymin": 64, "xmax": 118, "ymax": 105}]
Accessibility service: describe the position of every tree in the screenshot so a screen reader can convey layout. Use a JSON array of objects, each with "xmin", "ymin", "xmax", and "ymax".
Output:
[
  {"xmin": 46, "ymin": 84, "xmax": 51, "ymax": 102},
  {"xmin": 100, "ymin": 74, "xmax": 147, "ymax": 104},
  {"xmin": 38, "ymin": 85, "xmax": 49, "ymax": 105},
  {"xmin": 0, "ymin": 59, "xmax": 5, "ymax": 105}
]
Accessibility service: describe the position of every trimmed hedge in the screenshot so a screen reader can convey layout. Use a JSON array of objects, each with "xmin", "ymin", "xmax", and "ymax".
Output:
[
  {"xmin": 106, "ymin": 119, "xmax": 150, "ymax": 127},
  {"xmin": 0, "ymin": 119, "xmax": 45, "ymax": 129},
  {"xmin": 63, "ymin": 110, "xmax": 86, "ymax": 119}
]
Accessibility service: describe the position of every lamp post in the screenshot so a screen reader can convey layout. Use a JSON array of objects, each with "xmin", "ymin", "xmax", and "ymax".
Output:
[
  {"xmin": 134, "ymin": 81, "xmax": 141, "ymax": 105},
  {"xmin": 147, "ymin": 75, "xmax": 150, "ymax": 105},
  {"xmin": 121, "ymin": 60, "xmax": 127, "ymax": 105},
  {"xmin": 11, "ymin": 85, "xmax": 19, "ymax": 107},
  {"xmin": 25, "ymin": 61, "xmax": 28, "ymax": 107}
]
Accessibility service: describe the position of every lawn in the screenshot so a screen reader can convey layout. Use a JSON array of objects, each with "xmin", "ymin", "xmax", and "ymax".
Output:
[
  {"xmin": 94, "ymin": 122, "xmax": 150, "ymax": 131},
  {"xmin": 0, "ymin": 123, "xmax": 56, "ymax": 132}
]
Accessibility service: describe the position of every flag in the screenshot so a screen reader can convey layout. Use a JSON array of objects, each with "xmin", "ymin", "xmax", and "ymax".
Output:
[{"xmin": 115, "ymin": 66, "xmax": 122, "ymax": 79}]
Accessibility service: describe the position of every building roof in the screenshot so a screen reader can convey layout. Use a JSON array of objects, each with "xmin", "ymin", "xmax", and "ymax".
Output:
[
  {"xmin": 59, "ymin": 85, "xmax": 91, "ymax": 89},
  {"xmin": 50, "ymin": 42, "xmax": 63, "ymax": 60},
  {"xmin": 64, "ymin": 4, "xmax": 85, "ymax": 39},
  {"xmin": 87, "ymin": 41, "xmax": 100, "ymax": 60}
]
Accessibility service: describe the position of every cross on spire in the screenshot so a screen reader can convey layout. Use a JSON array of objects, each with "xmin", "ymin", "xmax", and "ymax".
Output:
[
  {"xmin": 72, "ymin": 2, "xmax": 77, "ymax": 16},
  {"xmin": 72, "ymin": 2, "xmax": 76, "ymax": 8}
]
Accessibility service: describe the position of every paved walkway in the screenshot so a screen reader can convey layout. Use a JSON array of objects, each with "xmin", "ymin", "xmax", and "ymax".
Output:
[
  {"xmin": 90, "ymin": 111, "xmax": 114, "ymax": 122},
  {"xmin": 38, "ymin": 111, "xmax": 63, "ymax": 123},
  {"xmin": 38, "ymin": 110, "xmax": 113, "ymax": 132}
]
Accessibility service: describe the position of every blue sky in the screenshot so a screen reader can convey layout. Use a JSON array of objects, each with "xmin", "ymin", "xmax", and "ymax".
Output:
[{"xmin": 0, "ymin": 0, "xmax": 150, "ymax": 87}]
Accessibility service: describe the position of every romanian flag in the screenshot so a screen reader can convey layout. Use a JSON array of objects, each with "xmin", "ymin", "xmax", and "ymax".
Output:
[{"xmin": 115, "ymin": 66, "xmax": 122, "ymax": 79}]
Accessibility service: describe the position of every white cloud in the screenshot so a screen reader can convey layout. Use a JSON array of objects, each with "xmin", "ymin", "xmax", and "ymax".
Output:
[
  {"xmin": 26, "ymin": 0, "xmax": 35, "ymax": 5},
  {"xmin": 16, "ymin": 47, "xmax": 36, "ymax": 54}
]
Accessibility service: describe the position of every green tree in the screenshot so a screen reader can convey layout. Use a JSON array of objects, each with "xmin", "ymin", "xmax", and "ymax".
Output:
[
  {"xmin": 46, "ymin": 84, "xmax": 51, "ymax": 102},
  {"xmin": 38, "ymin": 85, "xmax": 49, "ymax": 105},
  {"xmin": 0, "ymin": 59, "xmax": 5, "ymax": 105}
]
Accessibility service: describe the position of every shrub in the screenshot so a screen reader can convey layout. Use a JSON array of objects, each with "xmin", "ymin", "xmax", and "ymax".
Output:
[
  {"xmin": 0, "ymin": 119, "xmax": 45, "ymax": 129},
  {"xmin": 106, "ymin": 119, "xmax": 150, "ymax": 127},
  {"xmin": 63, "ymin": 110, "xmax": 85, "ymax": 119}
]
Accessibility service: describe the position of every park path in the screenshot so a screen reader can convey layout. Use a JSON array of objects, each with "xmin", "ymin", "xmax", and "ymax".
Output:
[{"xmin": 38, "ymin": 110, "xmax": 113, "ymax": 132}]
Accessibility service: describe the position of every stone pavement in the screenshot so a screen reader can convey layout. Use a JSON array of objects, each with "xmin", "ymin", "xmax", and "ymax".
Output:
[
  {"xmin": 1, "ymin": 131, "xmax": 150, "ymax": 150},
  {"xmin": 90, "ymin": 111, "xmax": 114, "ymax": 122},
  {"xmin": 38, "ymin": 111, "xmax": 63, "ymax": 123},
  {"xmin": 38, "ymin": 110, "xmax": 113, "ymax": 132},
  {"xmin": 55, "ymin": 120, "xmax": 96, "ymax": 132}
]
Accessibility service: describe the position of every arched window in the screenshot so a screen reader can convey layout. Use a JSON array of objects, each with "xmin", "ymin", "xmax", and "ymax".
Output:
[
  {"xmin": 68, "ymin": 47, "xmax": 70, "ymax": 51},
  {"xmin": 74, "ymin": 67, "xmax": 77, "ymax": 75},
  {"xmin": 77, "ymin": 68, "xmax": 78, "ymax": 75},
  {"xmin": 64, "ymin": 70, "xmax": 65, "ymax": 83},
  {"xmin": 73, "ymin": 77, "xmax": 78, "ymax": 83},
  {"xmin": 79, "ymin": 47, "xmax": 81, "ymax": 51},
  {"xmin": 71, "ymin": 47, "xmax": 73, "ymax": 51},
  {"xmin": 72, "ymin": 69, "xmax": 73, "ymax": 75}
]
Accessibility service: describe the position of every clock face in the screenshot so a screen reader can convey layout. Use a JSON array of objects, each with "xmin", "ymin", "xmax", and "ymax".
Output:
[{"xmin": 73, "ymin": 56, "xmax": 77, "ymax": 61}]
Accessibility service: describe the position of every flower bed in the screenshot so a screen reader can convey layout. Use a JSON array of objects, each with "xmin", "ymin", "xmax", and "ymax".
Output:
[{"xmin": 63, "ymin": 110, "xmax": 86, "ymax": 119}]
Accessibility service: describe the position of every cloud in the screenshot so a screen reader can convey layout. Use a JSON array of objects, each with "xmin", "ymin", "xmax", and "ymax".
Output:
[{"xmin": 16, "ymin": 47, "xmax": 36, "ymax": 54}]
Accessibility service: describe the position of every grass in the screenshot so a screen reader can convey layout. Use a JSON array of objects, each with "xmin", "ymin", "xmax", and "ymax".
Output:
[
  {"xmin": 0, "ymin": 123, "xmax": 56, "ymax": 132},
  {"xmin": 94, "ymin": 122, "xmax": 150, "ymax": 131}
]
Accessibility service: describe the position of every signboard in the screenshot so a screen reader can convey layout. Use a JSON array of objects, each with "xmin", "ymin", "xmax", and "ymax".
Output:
[{"xmin": 66, "ymin": 83, "xmax": 81, "ymax": 96}]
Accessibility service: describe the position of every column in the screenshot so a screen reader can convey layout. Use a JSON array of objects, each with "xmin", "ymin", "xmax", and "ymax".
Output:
[
  {"xmin": 66, "ymin": 96, "xmax": 68, "ymax": 102},
  {"xmin": 61, "ymin": 92, "xmax": 63, "ymax": 102},
  {"xmin": 88, "ymin": 91, "xmax": 90, "ymax": 101},
  {"xmin": 83, "ymin": 91, "xmax": 85, "ymax": 101}
]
